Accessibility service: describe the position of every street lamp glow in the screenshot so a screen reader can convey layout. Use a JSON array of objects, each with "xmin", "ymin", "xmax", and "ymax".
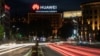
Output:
[
  {"xmin": 72, "ymin": 19, "xmax": 77, "ymax": 23},
  {"xmin": 73, "ymin": 29, "xmax": 77, "ymax": 35},
  {"xmin": 1, "ymin": 13, "xmax": 5, "ymax": 17},
  {"xmin": 0, "ymin": 13, "xmax": 6, "ymax": 18}
]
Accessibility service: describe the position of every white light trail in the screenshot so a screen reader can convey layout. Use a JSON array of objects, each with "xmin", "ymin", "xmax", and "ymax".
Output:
[
  {"xmin": 0, "ymin": 45, "xmax": 27, "ymax": 55},
  {"xmin": 0, "ymin": 43, "xmax": 35, "ymax": 55}
]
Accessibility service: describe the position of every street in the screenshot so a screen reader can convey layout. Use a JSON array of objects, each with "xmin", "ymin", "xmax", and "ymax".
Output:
[
  {"xmin": 42, "ymin": 45, "xmax": 62, "ymax": 56},
  {"xmin": 47, "ymin": 43, "xmax": 100, "ymax": 56},
  {"xmin": 0, "ymin": 43, "xmax": 33, "ymax": 56},
  {"xmin": 0, "ymin": 42, "xmax": 100, "ymax": 56}
]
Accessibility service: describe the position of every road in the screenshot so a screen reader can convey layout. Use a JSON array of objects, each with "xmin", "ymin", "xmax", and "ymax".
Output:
[
  {"xmin": 0, "ymin": 43, "xmax": 33, "ymax": 56},
  {"xmin": 1, "ymin": 42, "xmax": 100, "ymax": 56},
  {"xmin": 46, "ymin": 43, "xmax": 100, "ymax": 56},
  {"xmin": 42, "ymin": 45, "xmax": 62, "ymax": 56}
]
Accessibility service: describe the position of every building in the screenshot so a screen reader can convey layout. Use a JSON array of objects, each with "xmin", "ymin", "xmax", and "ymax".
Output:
[
  {"xmin": 63, "ymin": 10, "xmax": 82, "ymax": 18},
  {"xmin": 10, "ymin": 10, "xmax": 82, "ymax": 39},
  {"xmin": 63, "ymin": 10, "xmax": 82, "ymax": 39},
  {"xmin": 28, "ymin": 13, "xmax": 63, "ymax": 37},
  {"xmin": 80, "ymin": 1, "xmax": 100, "ymax": 41}
]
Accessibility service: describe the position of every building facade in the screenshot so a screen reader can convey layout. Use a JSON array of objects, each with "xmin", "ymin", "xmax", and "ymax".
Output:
[
  {"xmin": 80, "ymin": 1, "xmax": 100, "ymax": 42},
  {"xmin": 28, "ymin": 13, "xmax": 63, "ymax": 37},
  {"xmin": 63, "ymin": 10, "xmax": 82, "ymax": 39}
]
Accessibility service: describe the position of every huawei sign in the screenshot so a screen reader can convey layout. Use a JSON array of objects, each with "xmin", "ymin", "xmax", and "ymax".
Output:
[
  {"xmin": 32, "ymin": 4, "xmax": 40, "ymax": 10},
  {"xmin": 32, "ymin": 3, "xmax": 57, "ymax": 12}
]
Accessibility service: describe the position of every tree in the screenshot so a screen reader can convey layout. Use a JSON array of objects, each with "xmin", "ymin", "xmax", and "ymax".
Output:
[
  {"xmin": 59, "ymin": 22, "xmax": 74, "ymax": 40},
  {"xmin": 0, "ymin": 24, "xmax": 4, "ymax": 40}
]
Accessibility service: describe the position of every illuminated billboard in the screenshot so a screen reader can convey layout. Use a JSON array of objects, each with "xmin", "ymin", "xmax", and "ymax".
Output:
[{"xmin": 32, "ymin": 3, "xmax": 57, "ymax": 13}]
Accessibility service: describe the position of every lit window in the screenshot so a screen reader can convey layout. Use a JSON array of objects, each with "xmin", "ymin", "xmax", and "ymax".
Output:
[
  {"xmin": 92, "ymin": 23, "xmax": 95, "ymax": 30},
  {"xmin": 82, "ymin": 20, "xmax": 83, "ymax": 24},
  {"xmin": 85, "ymin": 27, "xmax": 87, "ymax": 30},
  {"xmin": 87, "ymin": 20, "xmax": 90, "ymax": 24}
]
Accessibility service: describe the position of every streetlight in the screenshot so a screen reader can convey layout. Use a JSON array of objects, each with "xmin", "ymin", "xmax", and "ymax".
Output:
[
  {"xmin": 16, "ymin": 28, "xmax": 19, "ymax": 32},
  {"xmin": 0, "ymin": 13, "xmax": 6, "ymax": 19}
]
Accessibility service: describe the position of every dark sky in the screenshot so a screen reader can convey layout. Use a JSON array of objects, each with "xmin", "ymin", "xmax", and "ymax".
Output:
[{"xmin": 5, "ymin": 0, "xmax": 92, "ymax": 17}]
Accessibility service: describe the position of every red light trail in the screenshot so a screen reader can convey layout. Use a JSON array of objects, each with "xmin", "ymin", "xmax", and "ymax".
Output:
[{"xmin": 47, "ymin": 43, "xmax": 100, "ymax": 56}]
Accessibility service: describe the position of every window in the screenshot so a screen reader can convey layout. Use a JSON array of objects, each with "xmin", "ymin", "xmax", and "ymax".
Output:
[
  {"xmin": 89, "ymin": 10, "xmax": 92, "ymax": 15},
  {"xmin": 95, "ymin": 26, "xmax": 97, "ymax": 30},
  {"xmin": 90, "ymin": 20, "xmax": 92, "ymax": 25},
  {"xmin": 94, "ymin": 16, "xmax": 97, "ymax": 18},
  {"xmin": 90, "ymin": 16, "xmax": 92, "ymax": 18},
  {"xmin": 95, "ymin": 21, "xmax": 97, "ymax": 24},
  {"xmin": 94, "ymin": 9, "xmax": 97, "ymax": 15}
]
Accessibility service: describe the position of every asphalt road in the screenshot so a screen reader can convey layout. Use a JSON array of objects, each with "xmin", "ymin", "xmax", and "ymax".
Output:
[
  {"xmin": 0, "ymin": 46, "xmax": 31, "ymax": 56},
  {"xmin": 47, "ymin": 43, "xmax": 100, "ymax": 56},
  {"xmin": 42, "ymin": 45, "xmax": 62, "ymax": 56}
]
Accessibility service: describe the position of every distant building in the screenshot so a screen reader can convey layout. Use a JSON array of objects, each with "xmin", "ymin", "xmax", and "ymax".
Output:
[
  {"xmin": 28, "ymin": 13, "xmax": 63, "ymax": 36},
  {"xmin": 63, "ymin": 10, "xmax": 82, "ymax": 18},
  {"xmin": 63, "ymin": 10, "xmax": 82, "ymax": 39},
  {"xmin": 11, "ymin": 11, "xmax": 82, "ymax": 39},
  {"xmin": 80, "ymin": 1, "xmax": 100, "ymax": 41}
]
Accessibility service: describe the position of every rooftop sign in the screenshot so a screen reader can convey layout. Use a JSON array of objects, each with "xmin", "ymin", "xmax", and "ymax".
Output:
[{"xmin": 32, "ymin": 3, "xmax": 57, "ymax": 13}]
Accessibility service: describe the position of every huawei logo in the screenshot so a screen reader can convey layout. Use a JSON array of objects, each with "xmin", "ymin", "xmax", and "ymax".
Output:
[{"xmin": 32, "ymin": 4, "xmax": 40, "ymax": 10}]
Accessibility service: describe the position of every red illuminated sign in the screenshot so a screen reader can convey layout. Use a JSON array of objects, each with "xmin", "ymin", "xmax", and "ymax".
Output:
[
  {"xmin": 4, "ymin": 4, "xmax": 10, "ymax": 10},
  {"xmin": 32, "ymin": 4, "xmax": 40, "ymax": 11}
]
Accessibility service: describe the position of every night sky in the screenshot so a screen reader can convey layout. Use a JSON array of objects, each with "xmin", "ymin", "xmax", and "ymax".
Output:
[{"xmin": 5, "ymin": 0, "xmax": 92, "ymax": 17}]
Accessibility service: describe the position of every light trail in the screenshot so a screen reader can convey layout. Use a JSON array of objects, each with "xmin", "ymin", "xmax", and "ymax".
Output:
[
  {"xmin": 47, "ymin": 43, "xmax": 100, "ymax": 56},
  {"xmin": 0, "ymin": 46, "xmax": 27, "ymax": 55},
  {"xmin": 48, "ymin": 44, "xmax": 84, "ymax": 56},
  {"xmin": 0, "ymin": 43, "xmax": 35, "ymax": 55},
  {"xmin": 47, "ymin": 45, "xmax": 72, "ymax": 56},
  {"xmin": 57, "ymin": 45, "xmax": 98, "ymax": 56},
  {"xmin": 0, "ymin": 45, "xmax": 22, "ymax": 52},
  {"xmin": 61, "ymin": 44, "xmax": 100, "ymax": 55}
]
